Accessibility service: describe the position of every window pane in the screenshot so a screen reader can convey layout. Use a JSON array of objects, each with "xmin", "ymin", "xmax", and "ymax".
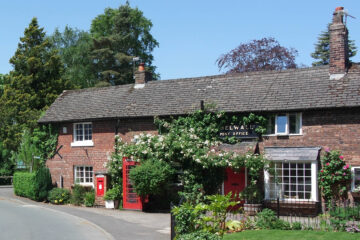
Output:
[
  {"xmin": 267, "ymin": 116, "xmax": 275, "ymax": 134},
  {"xmin": 354, "ymin": 169, "xmax": 360, "ymax": 188},
  {"xmin": 276, "ymin": 115, "xmax": 287, "ymax": 134},
  {"xmin": 267, "ymin": 161, "xmax": 313, "ymax": 200},
  {"xmin": 289, "ymin": 113, "xmax": 300, "ymax": 134},
  {"xmin": 76, "ymin": 124, "xmax": 83, "ymax": 141}
]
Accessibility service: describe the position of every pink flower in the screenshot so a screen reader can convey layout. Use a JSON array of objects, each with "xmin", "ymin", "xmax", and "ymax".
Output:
[
  {"xmin": 326, "ymin": 163, "xmax": 330, "ymax": 166},
  {"xmin": 343, "ymin": 165, "xmax": 349, "ymax": 170},
  {"xmin": 343, "ymin": 172, "xmax": 346, "ymax": 176},
  {"xmin": 339, "ymin": 155, "xmax": 344, "ymax": 160},
  {"xmin": 325, "ymin": 148, "xmax": 330, "ymax": 153},
  {"xmin": 321, "ymin": 170, "xmax": 324, "ymax": 173}
]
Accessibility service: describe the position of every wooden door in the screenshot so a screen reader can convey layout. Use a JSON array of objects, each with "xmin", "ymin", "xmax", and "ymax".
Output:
[{"xmin": 224, "ymin": 167, "xmax": 246, "ymax": 205}]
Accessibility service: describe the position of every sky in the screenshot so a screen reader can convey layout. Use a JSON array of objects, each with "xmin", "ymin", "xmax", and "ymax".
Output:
[{"xmin": 1, "ymin": 0, "xmax": 360, "ymax": 80}]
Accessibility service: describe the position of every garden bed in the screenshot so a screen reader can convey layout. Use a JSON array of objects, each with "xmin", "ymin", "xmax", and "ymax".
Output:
[{"xmin": 224, "ymin": 230, "xmax": 360, "ymax": 240}]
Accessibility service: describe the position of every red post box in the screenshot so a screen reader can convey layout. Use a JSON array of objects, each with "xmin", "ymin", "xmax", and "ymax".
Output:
[{"xmin": 96, "ymin": 176, "xmax": 105, "ymax": 196}]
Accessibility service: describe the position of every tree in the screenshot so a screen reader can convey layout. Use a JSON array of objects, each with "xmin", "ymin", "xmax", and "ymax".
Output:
[
  {"xmin": 216, "ymin": 37, "xmax": 298, "ymax": 74},
  {"xmin": 0, "ymin": 74, "xmax": 7, "ymax": 96},
  {"xmin": 49, "ymin": 26, "xmax": 96, "ymax": 88},
  {"xmin": 0, "ymin": 18, "xmax": 70, "ymax": 150},
  {"xmin": 90, "ymin": 2, "xmax": 159, "ymax": 85},
  {"xmin": 311, "ymin": 24, "xmax": 357, "ymax": 66}
]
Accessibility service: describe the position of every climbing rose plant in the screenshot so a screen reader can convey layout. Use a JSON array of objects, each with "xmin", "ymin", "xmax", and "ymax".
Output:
[
  {"xmin": 318, "ymin": 149, "xmax": 351, "ymax": 203},
  {"xmin": 108, "ymin": 109, "xmax": 268, "ymax": 196}
]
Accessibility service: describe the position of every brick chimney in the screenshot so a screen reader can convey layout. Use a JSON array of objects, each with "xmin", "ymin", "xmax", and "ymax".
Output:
[
  {"xmin": 134, "ymin": 63, "xmax": 152, "ymax": 87},
  {"xmin": 329, "ymin": 7, "xmax": 349, "ymax": 79}
]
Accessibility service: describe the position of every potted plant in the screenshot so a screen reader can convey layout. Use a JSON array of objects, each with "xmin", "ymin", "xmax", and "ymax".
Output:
[
  {"xmin": 240, "ymin": 185, "xmax": 263, "ymax": 215},
  {"xmin": 104, "ymin": 187, "xmax": 121, "ymax": 209}
]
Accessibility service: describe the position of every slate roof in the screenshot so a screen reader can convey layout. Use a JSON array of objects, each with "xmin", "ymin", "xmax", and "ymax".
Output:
[
  {"xmin": 39, "ymin": 65, "xmax": 360, "ymax": 123},
  {"xmin": 264, "ymin": 147, "xmax": 321, "ymax": 161}
]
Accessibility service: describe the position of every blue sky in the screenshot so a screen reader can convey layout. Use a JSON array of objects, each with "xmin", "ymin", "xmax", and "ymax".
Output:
[{"xmin": 1, "ymin": 0, "xmax": 359, "ymax": 80}]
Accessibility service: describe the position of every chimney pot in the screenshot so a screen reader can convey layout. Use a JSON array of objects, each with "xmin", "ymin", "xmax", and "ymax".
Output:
[
  {"xmin": 134, "ymin": 63, "xmax": 152, "ymax": 86},
  {"xmin": 335, "ymin": 6, "xmax": 344, "ymax": 12},
  {"xmin": 138, "ymin": 63, "xmax": 145, "ymax": 72}
]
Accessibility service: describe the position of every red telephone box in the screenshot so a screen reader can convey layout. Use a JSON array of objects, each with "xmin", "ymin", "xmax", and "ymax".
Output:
[
  {"xmin": 123, "ymin": 157, "xmax": 143, "ymax": 210},
  {"xmin": 224, "ymin": 167, "xmax": 246, "ymax": 205},
  {"xmin": 96, "ymin": 176, "xmax": 105, "ymax": 196}
]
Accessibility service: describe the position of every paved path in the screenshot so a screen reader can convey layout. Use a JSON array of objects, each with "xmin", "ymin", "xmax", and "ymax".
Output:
[{"xmin": 0, "ymin": 187, "xmax": 170, "ymax": 240}]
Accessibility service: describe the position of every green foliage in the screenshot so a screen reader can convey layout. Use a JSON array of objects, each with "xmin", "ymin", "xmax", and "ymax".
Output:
[
  {"xmin": 104, "ymin": 186, "xmax": 121, "ymax": 201},
  {"xmin": 311, "ymin": 23, "xmax": 357, "ymax": 66},
  {"xmin": 13, "ymin": 171, "xmax": 37, "ymax": 199},
  {"xmin": 178, "ymin": 173, "xmax": 205, "ymax": 204},
  {"xmin": 172, "ymin": 202, "xmax": 200, "ymax": 235},
  {"xmin": 13, "ymin": 167, "xmax": 52, "ymax": 201},
  {"xmin": 330, "ymin": 206, "xmax": 360, "ymax": 221},
  {"xmin": 239, "ymin": 185, "xmax": 263, "ymax": 204},
  {"xmin": 255, "ymin": 208, "xmax": 291, "ymax": 230},
  {"xmin": 195, "ymin": 193, "xmax": 240, "ymax": 237},
  {"xmin": 318, "ymin": 150, "xmax": 351, "ymax": 203},
  {"xmin": 0, "ymin": 17, "xmax": 70, "ymax": 151},
  {"xmin": 129, "ymin": 160, "xmax": 175, "ymax": 197},
  {"xmin": 49, "ymin": 26, "xmax": 96, "ymax": 88},
  {"xmin": 15, "ymin": 129, "xmax": 41, "ymax": 171},
  {"xmin": 291, "ymin": 222, "xmax": 302, "ymax": 230},
  {"xmin": 31, "ymin": 124, "xmax": 58, "ymax": 160},
  {"xmin": 48, "ymin": 188, "xmax": 71, "ymax": 204},
  {"xmin": 109, "ymin": 109, "xmax": 267, "ymax": 198},
  {"xmin": 90, "ymin": 2, "xmax": 159, "ymax": 85},
  {"xmin": 71, "ymin": 185, "xmax": 87, "ymax": 206},
  {"xmin": 177, "ymin": 232, "xmax": 221, "ymax": 240},
  {"xmin": 0, "ymin": 142, "xmax": 13, "ymax": 177},
  {"xmin": 84, "ymin": 190, "xmax": 95, "ymax": 207},
  {"xmin": 172, "ymin": 193, "xmax": 239, "ymax": 237}
]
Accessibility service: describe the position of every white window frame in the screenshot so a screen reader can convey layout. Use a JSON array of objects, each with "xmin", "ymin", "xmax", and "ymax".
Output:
[
  {"xmin": 351, "ymin": 167, "xmax": 360, "ymax": 192},
  {"xmin": 71, "ymin": 122, "xmax": 94, "ymax": 147},
  {"xmin": 74, "ymin": 165, "xmax": 94, "ymax": 187},
  {"xmin": 266, "ymin": 113, "xmax": 302, "ymax": 136},
  {"xmin": 264, "ymin": 160, "xmax": 318, "ymax": 202}
]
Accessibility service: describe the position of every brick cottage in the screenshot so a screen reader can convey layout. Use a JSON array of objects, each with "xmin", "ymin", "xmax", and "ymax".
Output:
[{"xmin": 39, "ymin": 8, "xmax": 360, "ymax": 210}]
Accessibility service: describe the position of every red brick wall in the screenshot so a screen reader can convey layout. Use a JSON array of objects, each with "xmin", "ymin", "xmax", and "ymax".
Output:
[
  {"xmin": 46, "ymin": 118, "xmax": 157, "ymax": 189},
  {"xmin": 47, "ymin": 108, "xmax": 360, "ymax": 189},
  {"xmin": 260, "ymin": 108, "xmax": 360, "ymax": 166}
]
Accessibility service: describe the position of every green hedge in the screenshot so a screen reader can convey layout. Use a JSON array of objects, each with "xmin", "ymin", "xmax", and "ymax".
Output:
[{"xmin": 13, "ymin": 167, "xmax": 52, "ymax": 201}]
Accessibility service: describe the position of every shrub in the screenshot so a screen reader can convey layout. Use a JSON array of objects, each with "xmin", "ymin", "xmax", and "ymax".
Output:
[
  {"xmin": 104, "ymin": 186, "xmax": 121, "ymax": 201},
  {"xmin": 35, "ymin": 167, "xmax": 53, "ymax": 201},
  {"xmin": 255, "ymin": 208, "xmax": 291, "ymax": 230},
  {"xmin": 177, "ymin": 231, "xmax": 221, "ymax": 240},
  {"xmin": 292, "ymin": 222, "xmax": 303, "ymax": 230},
  {"xmin": 84, "ymin": 191, "xmax": 95, "ymax": 207},
  {"xmin": 172, "ymin": 202, "xmax": 199, "ymax": 235},
  {"xmin": 71, "ymin": 185, "xmax": 87, "ymax": 206},
  {"xmin": 129, "ymin": 160, "xmax": 175, "ymax": 197},
  {"xmin": 256, "ymin": 208, "xmax": 277, "ymax": 229},
  {"xmin": 318, "ymin": 150, "xmax": 351, "ymax": 202},
  {"xmin": 48, "ymin": 188, "xmax": 71, "ymax": 204},
  {"xmin": 13, "ymin": 167, "xmax": 52, "ymax": 201}
]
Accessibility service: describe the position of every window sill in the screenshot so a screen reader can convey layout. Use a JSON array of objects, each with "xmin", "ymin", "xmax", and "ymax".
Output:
[
  {"xmin": 71, "ymin": 141, "xmax": 94, "ymax": 147},
  {"xmin": 263, "ymin": 133, "xmax": 303, "ymax": 137}
]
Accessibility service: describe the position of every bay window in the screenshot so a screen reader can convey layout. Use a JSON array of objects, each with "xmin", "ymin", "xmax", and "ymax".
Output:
[{"xmin": 264, "ymin": 147, "xmax": 319, "ymax": 202}]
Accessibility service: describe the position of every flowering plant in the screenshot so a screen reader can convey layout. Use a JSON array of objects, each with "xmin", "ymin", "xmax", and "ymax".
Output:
[
  {"xmin": 108, "ymin": 109, "xmax": 268, "ymax": 197},
  {"xmin": 318, "ymin": 149, "xmax": 351, "ymax": 202}
]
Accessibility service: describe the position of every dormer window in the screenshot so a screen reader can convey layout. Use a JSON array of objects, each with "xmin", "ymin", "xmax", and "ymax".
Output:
[
  {"xmin": 267, "ymin": 113, "xmax": 302, "ymax": 135},
  {"xmin": 71, "ymin": 122, "xmax": 94, "ymax": 147}
]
